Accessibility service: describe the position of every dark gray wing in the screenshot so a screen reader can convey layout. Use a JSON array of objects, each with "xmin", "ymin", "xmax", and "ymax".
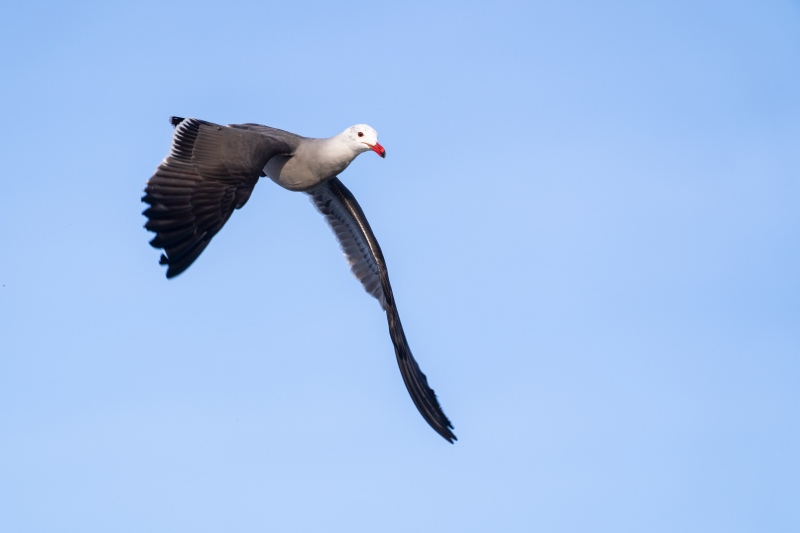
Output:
[
  {"xmin": 309, "ymin": 178, "xmax": 456, "ymax": 443},
  {"xmin": 310, "ymin": 185, "xmax": 387, "ymax": 309},
  {"xmin": 228, "ymin": 122, "xmax": 308, "ymax": 140},
  {"xmin": 142, "ymin": 117, "xmax": 298, "ymax": 278}
]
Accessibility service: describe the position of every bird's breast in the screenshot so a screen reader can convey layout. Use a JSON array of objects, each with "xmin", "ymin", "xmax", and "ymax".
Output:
[{"xmin": 264, "ymin": 152, "xmax": 351, "ymax": 192}]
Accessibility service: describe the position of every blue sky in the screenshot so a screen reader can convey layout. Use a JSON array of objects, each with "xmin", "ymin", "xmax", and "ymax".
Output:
[{"xmin": 1, "ymin": 1, "xmax": 799, "ymax": 531}]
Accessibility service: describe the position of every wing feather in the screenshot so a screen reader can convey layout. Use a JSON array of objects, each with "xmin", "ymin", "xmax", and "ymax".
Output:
[
  {"xmin": 309, "ymin": 178, "xmax": 456, "ymax": 442},
  {"xmin": 142, "ymin": 117, "xmax": 296, "ymax": 277}
]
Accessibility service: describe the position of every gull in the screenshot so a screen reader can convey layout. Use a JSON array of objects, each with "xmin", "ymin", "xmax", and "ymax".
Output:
[{"xmin": 142, "ymin": 117, "xmax": 456, "ymax": 442}]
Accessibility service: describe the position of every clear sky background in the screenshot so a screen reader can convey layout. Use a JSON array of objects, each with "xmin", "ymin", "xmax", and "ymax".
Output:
[{"xmin": 1, "ymin": 1, "xmax": 799, "ymax": 531}]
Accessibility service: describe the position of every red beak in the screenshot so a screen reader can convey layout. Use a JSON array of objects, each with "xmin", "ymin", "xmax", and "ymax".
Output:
[{"xmin": 369, "ymin": 142, "xmax": 386, "ymax": 158}]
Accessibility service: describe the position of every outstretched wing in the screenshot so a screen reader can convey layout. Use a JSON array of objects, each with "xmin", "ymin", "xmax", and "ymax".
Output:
[
  {"xmin": 142, "ymin": 117, "xmax": 297, "ymax": 278},
  {"xmin": 309, "ymin": 178, "xmax": 456, "ymax": 442}
]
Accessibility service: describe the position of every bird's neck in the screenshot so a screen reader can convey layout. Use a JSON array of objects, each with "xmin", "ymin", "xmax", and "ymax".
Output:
[{"xmin": 311, "ymin": 134, "xmax": 360, "ymax": 175}]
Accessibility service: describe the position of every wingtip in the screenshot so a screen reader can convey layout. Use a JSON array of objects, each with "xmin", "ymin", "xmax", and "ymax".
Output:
[
  {"xmin": 439, "ymin": 420, "xmax": 457, "ymax": 443},
  {"xmin": 165, "ymin": 264, "xmax": 181, "ymax": 279}
]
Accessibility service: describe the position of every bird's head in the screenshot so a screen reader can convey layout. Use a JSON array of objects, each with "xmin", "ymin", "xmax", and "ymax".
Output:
[{"xmin": 343, "ymin": 124, "xmax": 386, "ymax": 158}]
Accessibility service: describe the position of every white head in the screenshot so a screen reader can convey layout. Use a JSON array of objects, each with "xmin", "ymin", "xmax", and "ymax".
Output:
[{"xmin": 340, "ymin": 124, "xmax": 386, "ymax": 158}]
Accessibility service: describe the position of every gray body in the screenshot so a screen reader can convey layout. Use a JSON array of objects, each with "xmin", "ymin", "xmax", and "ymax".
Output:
[{"xmin": 265, "ymin": 138, "xmax": 355, "ymax": 191}]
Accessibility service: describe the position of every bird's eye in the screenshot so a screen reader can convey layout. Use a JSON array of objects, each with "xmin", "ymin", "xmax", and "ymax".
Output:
[{"xmin": 357, "ymin": 132, "xmax": 364, "ymax": 137}]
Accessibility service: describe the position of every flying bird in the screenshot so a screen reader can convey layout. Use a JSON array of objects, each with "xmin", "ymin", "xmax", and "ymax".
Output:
[{"xmin": 142, "ymin": 117, "xmax": 456, "ymax": 442}]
